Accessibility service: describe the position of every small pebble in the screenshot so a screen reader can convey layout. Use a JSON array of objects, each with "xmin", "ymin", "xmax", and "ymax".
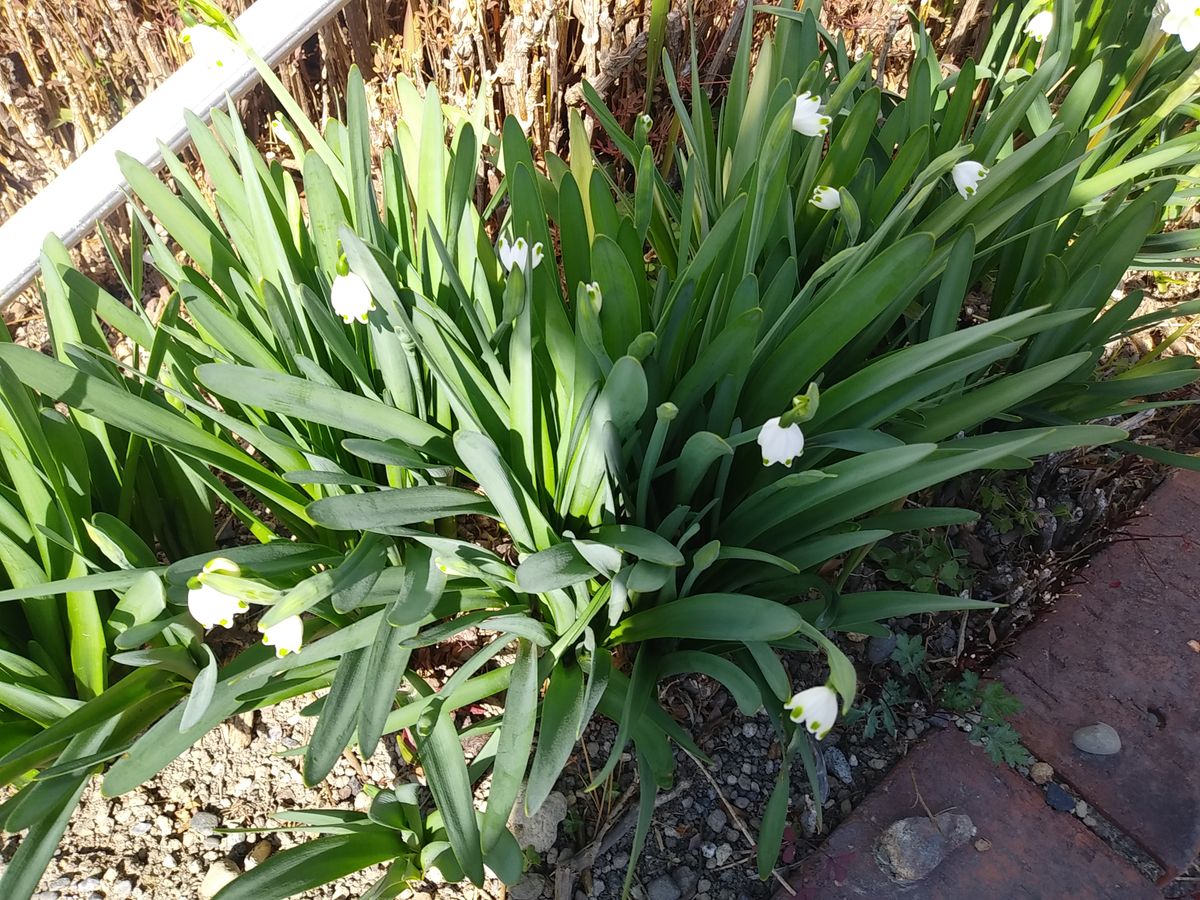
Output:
[
  {"xmin": 714, "ymin": 843, "xmax": 733, "ymax": 866},
  {"xmin": 974, "ymin": 838, "xmax": 992, "ymax": 852},
  {"xmin": 706, "ymin": 809, "xmax": 727, "ymax": 832},
  {"xmin": 244, "ymin": 839, "xmax": 273, "ymax": 871},
  {"xmin": 189, "ymin": 811, "xmax": 220, "ymax": 836},
  {"xmin": 823, "ymin": 746, "xmax": 853, "ymax": 785},
  {"xmin": 1029, "ymin": 761, "xmax": 1054, "ymax": 785},
  {"xmin": 645, "ymin": 874, "xmax": 681, "ymax": 900},
  {"xmin": 77, "ymin": 878, "xmax": 103, "ymax": 891},
  {"xmin": 200, "ymin": 860, "xmax": 239, "ymax": 899},
  {"xmin": 1045, "ymin": 783, "xmax": 1075, "ymax": 812},
  {"xmin": 1072, "ymin": 723, "xmax": 1121, "ymax": 756},
  {"xmin": 1074, "ymin": 800, "xmax": 1089, "ymax": 818}
]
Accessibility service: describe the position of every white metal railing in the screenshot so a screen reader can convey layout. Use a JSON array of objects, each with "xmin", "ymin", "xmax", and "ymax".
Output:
[{"xmin": 0, "ymin": 0, "xmax": 352, "ymax": 308}]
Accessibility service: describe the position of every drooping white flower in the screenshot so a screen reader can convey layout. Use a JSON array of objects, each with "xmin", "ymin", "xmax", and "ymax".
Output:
[
  {"xmin": 784, "ymin": 684, "xmax": 839, "ymax": 739},
  {"xmin": 1163, "ymin": 0, "xmax": 1200, "ymax": 51},
  {"xmin": 810, "ymin": 185, "xmax": 841, "ymax": 210},
  {"xmin": 497, "ymin": 236, "xmax": 544, "ymax": 273},
  {"xmin": 757, "ymin": 416, "xmax": 805, "ymax": 467},
  {"xmin": 187, "ymin": 581, "xmax": 248, "ymax": 630},
  {"xmin": 181, "ymin": 25, "xmax": 236, "ymax": 69},
  {"xmin": 260, "ymin": 615, "xmax": 304, "ymax": 657},
  {"xmin": 330, "ymin": 272, "xmax": 375, "ymax": 324},
  {"xmin": 1024, "ymin": 10, "xmax": 1054, "ymax": 42},
  {"xmin": 951, "ymin": 160, "xmax": 988, "ymax": 199},
  {"xmin": 792, "ymin": 92, "xmax": 831, "ymax": 138}
]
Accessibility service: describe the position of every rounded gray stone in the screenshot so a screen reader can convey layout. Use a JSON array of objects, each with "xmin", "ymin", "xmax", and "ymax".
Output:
[{"xmin": 1072, "ymin": 722, "xmax": 1121, "ymax": 756}]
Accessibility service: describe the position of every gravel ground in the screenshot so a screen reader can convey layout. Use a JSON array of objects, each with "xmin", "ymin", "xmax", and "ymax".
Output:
[{"xmin": 4, "ymin": 695, "xmax": 500, "ymax": 900}]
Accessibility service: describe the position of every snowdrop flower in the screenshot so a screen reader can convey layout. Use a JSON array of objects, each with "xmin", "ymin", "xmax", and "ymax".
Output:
[
  {"xmin": 1024, "ymin": 10, "xmax": 1054, "ymax": 42},
  {"xmin": 330, "ymin": 271, "xmax": 375, "ymax": 324},
  {"xmin": 1162, "ymin": 0, "xmax": 1200, "ymax": 51},
  {"xmin": 951, "ymin": 160, "xmax": 988, "ymax": 199},
  {"xmin": 810, "ymin": 185, "xmax": 841, "ymax": 210},
  {"xmin": 784, "ymin": 684, "xmax": 839, "ymax": 739},
  {"xmin": 181, "ymin": 25, "xmax": 236, "ymax": 69},
  {"xmin": 187, "ymin": 558, "xmax": 247, "ymax": 630},
  {"xmin": 792, "ymin": 92, "xmax": 831, "ymax": 137},
  {"xmin": 260, "ymin": 615, "xmax": 304, "ymax": 657},
  {"xmin": 757, "ymin": 416, "xmax": 805, "ymax": 467},
  {"xmin": 497, "ymin": 236, "xmax": 544, "ymax": 273}
]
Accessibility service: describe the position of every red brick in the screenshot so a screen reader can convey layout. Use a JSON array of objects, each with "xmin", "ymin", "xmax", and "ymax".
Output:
[
  {"xmin": 996, "ymin": 469, "xmax": 1200, "ymax": 880},
  {"xmin": 776, "ymin": 728, "xmax": 1152, "ymax": 899}
]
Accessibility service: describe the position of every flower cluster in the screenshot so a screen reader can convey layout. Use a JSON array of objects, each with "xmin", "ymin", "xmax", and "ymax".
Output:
[{"xmin": 186, "ymin": 558, "xmax": 304, "ymax": 657}]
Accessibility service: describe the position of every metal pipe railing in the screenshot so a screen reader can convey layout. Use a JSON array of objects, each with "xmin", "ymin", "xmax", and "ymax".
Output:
[{"xmin": 0, "ymin": 0, "xmax": 352, "ymax": 309}]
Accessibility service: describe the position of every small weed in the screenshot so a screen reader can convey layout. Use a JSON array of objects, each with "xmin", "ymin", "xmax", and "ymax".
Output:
[
  {"xmin": 871, "ymin": 531, "xmax": 973, "ymax": 595},
  {"xmin": 941, "ymin": 672, "xmax": 1031, "ymax": 766}
]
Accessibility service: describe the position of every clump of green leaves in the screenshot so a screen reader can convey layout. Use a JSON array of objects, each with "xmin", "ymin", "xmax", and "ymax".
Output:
[
  {"xmin": 871, "ymin": 531, "xmax": 974, "ymax": 595},
  {"xmin": 977, "ymin": 474, "xmax": 1071, "ymax": 536},
  {"xmin": 844, "ymin": 633, "xmax": 930, "ymax": 739},
  {"xmin": 942, "ymin": 671, "xmax": 1030, "ymax": 766}
]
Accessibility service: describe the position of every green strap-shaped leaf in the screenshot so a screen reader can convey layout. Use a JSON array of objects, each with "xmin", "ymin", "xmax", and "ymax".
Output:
[
  {"xmin": 481, "ymin": 639, "xmax": 538, "ymax": 850},
  {"xmin": 609, "ymin": 594, "xmax": 803, "ymax": 645},
  {"xmin": 211, "ymin": 829, "xmax": 403, "ymax": 900},
  {"xmin": 308, "ymin": 486, "xmax": 494, "ymax": 533}
]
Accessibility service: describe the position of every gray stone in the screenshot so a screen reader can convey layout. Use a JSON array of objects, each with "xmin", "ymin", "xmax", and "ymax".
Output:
[
  {"xmin": 673, "ymin": 865, "xmax": 698, "ymax": 894},
  {"xmin": 509, "ymin": 790, "xmax": 568, "ymax": 853},
  {"xmin": 31, "ymin": 893, "xmax": 59, "ymax": 900},
  {"xmin": 200, "ymin": 860, "xmax": 239, "ymax": 899},
  {"xmin": 706, "ymin": 807, "xmax": 727, "ymax": 833},
  {"xmin": 823, "ymin": 746, "xmax": 853, "ymax": 785},
  {"xmin": 1072, "ymin": 723, "xmax": 1121, "ymax": 756},
  {"xmin": 111, "ymin": 881, "xmax": 134, "ymax": 899},
  {"xmin": 714, "ymin": 843, "xmax": 732, "ymax": 866},
  {"xmin": 875, "ymin": 813, "xmax": 975, "ymax": 883},
  {"xmin": 646, "ymin": 874, "xmax": 682, "ymax": 900},
  {"xmin": 510, "ymin": 873, "xmax": 546, "ymax": 900},
  {"xmin": 129, "ymin": 821, "xmax": 151, "ymax": 835},
  {"xmin": 190, "ymin": 811, "xmax": 220, "ymax": 835},
  {"xmin": 77, "ymin": 878, "xmax": 103, "ymax": 891},
  {"xmin": 867, "ymin": 634, "xmax": 898, "ymax": 665},
  {"xmin": 699, "ymin": 841, "xmax": 717, "ymax": 859}
]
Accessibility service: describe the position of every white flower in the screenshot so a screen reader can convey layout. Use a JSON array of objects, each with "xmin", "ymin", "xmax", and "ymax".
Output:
[
  {"xmin": 1163, "ymin": 0, "xmax": 1200, "ymax": 50},
  {"xmin": 784, "ymin": 685, "xmax": 839, "ymax": 739},
  {"xmin": 181, "ymin": 25, "xmax": 236, "ymax": 69},
  {"xmin": 1024, "ymin": 10, "xmax": 1054, "ymax": 42},
  {"xmin": 810, "ymin": 186, "xmax": 841, "ymax": 210},
  {"xmin": 497, "ymin": 236, "xmax": 544, "ymax": 273},
  {"xmin": 757, "ymin": 416, "xmax": 805, "ymax": 467},
  {"xmin": 792, "ymin": 92, "xmax": 831, "ymax": 138},
  {"xmin": 951, "ymin": 160, "xmax": 988, "ymax": 199},
  {"xmin": 260, "ymin": 615, "xmax": 304, "ymax": 657},
  {"xmin": 330, "ymin": 272, "xmax": 375, "ymax": 324},
  {"xmin": 187, "ymin": 581, "xmax": 248, "ymax": 630}
]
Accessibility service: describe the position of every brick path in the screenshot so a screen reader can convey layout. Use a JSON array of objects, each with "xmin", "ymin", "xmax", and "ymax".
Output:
[{"xmin": 777, "ymin": 469, "xmax": 1200, "ymax": 898}]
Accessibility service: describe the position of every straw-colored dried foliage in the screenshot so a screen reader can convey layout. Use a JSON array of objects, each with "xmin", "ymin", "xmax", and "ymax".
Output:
[{"xmin": 2, "ymin": 1, "xmax": 973, "ymax": 222}]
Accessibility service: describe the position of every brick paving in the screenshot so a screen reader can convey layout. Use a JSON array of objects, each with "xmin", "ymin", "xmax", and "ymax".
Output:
[{"xmin": 778, "ymin": 469, "xmax": 1200, "ymax": 898}]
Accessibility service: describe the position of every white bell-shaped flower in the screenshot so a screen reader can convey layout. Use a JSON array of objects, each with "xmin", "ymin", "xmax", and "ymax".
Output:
[
  {"xmin": 951, "ymin": 160, "xmax": 988, "ymax": 199},
  {"xmin": 497, "ymin": 236, "xmax": 544, "ymax": 273},
  {"xmin": 260, "ymin": 615, "xmax": 304, "ymax": 658},
  {"xmin": 330, "ymin": 272, "xmax": 375, "ymax": 324},
  {"xmin": 784, "ymin": 685, "xmax": 840, "ymax": 739},
  {"xmin": 810, "ymin": 186, "xmax": 841, "ymax": 210},
  {"xmin": 792, "ymin": 92, "xmax": 831, "ymax": 137},
  {"xmin": 181, "ymin": 25, "xmax": 236, "ymax": 69},
  {"xmin": 187, "ymin": 581, "xmax": 248, "ymax": 631},
  {"xmin": 757, "ymin": 416, "xmax": 805, "ymax": 467},
  {"xmin": 1163, "ymin": 0, "xmax": 1200, "ymax": 50},
  {"xmin": 1024, "ymin": 10, "xmax": 1054, "ymax": 42}
]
